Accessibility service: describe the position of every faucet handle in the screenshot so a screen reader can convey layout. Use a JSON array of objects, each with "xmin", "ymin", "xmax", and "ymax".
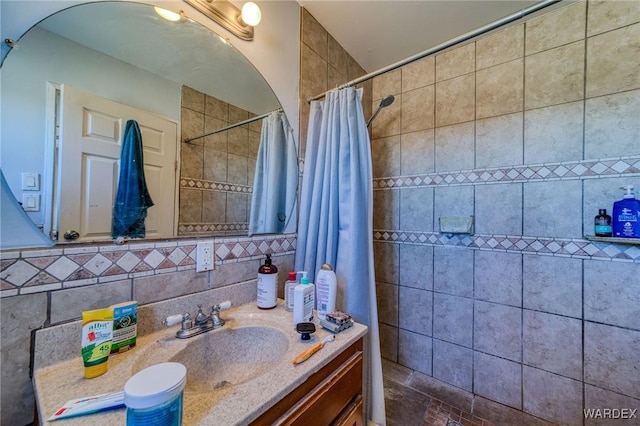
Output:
[
  {"xmin": 211, "ymin": 300, "xmax": 231, "ymax": 328},
  {"xmin": 164, "ymin": 314, "xmax": 184, "ymax": 327},
  {"xmin": 194, "ymin": 304, "xmax": 208, "ymax": 325},
  {"xmin": 218, "ymin": 300, "xmax": 232, "ymax": 311}
]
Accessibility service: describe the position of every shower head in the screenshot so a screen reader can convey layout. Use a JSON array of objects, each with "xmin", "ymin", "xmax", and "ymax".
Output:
[{"xmin": 367, "ymin": 95, "xmax": 395, "ymax": 128}]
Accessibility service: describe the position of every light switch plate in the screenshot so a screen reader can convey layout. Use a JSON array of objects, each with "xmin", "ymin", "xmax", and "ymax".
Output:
[
  {"xmin": 22, "ymin": 172, "xmax": 40, "ymax": 191},
  {"xmin": 22, "ymin": 193, "xmax": 41, "ymax": 211}
]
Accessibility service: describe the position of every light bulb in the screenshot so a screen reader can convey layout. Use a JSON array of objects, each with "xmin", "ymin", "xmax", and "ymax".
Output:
[
  {"xmin": 241, "ymin": 2, "xmax": 261, "ymax": 27},
  {"xmin": 154, "ymin": 6, "xmax": 181, "ymax": 22}
]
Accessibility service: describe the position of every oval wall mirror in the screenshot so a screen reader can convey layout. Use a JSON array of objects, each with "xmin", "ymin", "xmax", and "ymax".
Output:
[{"xmin": 0, "ymin": 1, "xmax": 298, "ymax": 248}]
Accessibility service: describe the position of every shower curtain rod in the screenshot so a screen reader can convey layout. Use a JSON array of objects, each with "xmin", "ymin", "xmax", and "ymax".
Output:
[
  {"xmin": 307, "ymin": 0, "xmax": 561, "ymax": 103},
  {"xmin": 184, "ymin": 108, "xmax": 283, "ymax": 143}
]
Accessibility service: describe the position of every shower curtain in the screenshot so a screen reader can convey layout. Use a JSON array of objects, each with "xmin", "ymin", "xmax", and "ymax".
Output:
[
  {"xmin": 295, "ymin": 87, "xmax": 385, "ymax": 425},
  {"xmin": 249, "ymin": 111, "xmax": 298, "ymax": 236}
]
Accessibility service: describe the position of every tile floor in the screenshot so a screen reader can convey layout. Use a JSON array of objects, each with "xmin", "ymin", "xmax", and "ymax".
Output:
[{"xmin": 384, "ymin": 362, "xmax": 494, "ymax": 426}]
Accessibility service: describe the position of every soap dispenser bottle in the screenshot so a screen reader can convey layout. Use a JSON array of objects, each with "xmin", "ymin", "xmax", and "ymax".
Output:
[
  {"xmin": 257, "ymin": 254, "xmax": 278, "ymax": 309},
  {"xmin": 612, "ymin": 185, "xmax": 640, "ymax": 238},
  {"xmin": 293, "ymin": 272, "xmax": 314, "ymax": 325}
]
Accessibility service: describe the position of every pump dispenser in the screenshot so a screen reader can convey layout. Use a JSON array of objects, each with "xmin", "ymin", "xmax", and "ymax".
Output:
[
  {"xmin": 612, "ymin": 185, "xmax": 640, "ymax": 238},
  {"xmin": 257, "ymin": 254, "xmax": 278, "ymax": 309},
  {"xmin": 293, "ymin": 272, "xmax": 314, "ymax": 325}
]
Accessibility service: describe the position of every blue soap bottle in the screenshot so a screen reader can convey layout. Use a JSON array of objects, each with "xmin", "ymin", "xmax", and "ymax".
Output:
[{"xmin": 612, "ymin": 185, "xmax": 640, "ymax": 238}]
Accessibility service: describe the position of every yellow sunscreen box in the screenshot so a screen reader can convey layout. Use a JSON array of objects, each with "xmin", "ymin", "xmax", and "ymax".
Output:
[{"xmin": 110, "ymin": 301, "xmax": 137, "ymax": 354}]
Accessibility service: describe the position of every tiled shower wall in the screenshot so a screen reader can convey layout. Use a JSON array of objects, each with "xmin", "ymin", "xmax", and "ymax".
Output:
[
  {"xmin": 179, "ymin": 85, "xmax": 261, "ymax": 235},
  {"xmin": 371, "ymin": 1, "xmax": 639, "ymax": 425},
  {"xmin": 299, "ymin": 8, "xmax": 371, "ymax": 158}
]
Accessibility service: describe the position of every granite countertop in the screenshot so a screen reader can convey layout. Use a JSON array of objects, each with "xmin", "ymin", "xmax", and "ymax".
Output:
[{"xmin": 33, "ymin": 301, "xmax": 367, "ymax": 426}]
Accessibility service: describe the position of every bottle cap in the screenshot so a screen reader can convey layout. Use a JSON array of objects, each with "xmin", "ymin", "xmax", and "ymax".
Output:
[
  {"xmin": 598, "ymin": 209, "xmax": 607, "ymax": 215},
  {"xmin": 264, "ymin": 254, "xmax": 272, "ymax": 265},
  {"xmin": 288, "ymin": 271, "xmax": 297, "ymax": 281},
  {"xmin": 301, "ymin": 276, "xmax": 310, "ymax": 285},
  {"xmin": 320, "ymin": 263, "xmax": 333, "ymax": 271}
]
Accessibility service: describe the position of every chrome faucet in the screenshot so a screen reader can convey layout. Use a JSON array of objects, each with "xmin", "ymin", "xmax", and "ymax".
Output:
[{"xmin": 164, "ymin": 300, "xmax": 232, "ymax": 339}]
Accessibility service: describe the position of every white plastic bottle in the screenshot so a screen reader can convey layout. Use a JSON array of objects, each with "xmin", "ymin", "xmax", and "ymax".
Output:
[
  {"xmin": 284, "ymin": 271, "xmax": 298, "ymax": 312},
  {"xmin": 293, "ymin": 272, "xmax": 314, "ymax": 325},
  {"xmin": 315, "ymin": 263, "xmax": 337, "ymax": 320}
]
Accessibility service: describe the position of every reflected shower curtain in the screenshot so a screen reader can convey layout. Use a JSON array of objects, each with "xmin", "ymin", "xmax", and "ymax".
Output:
[
  {"xmin": 295, "ymin": 87, "xmax": 385, "ymax": 425},
  {"xmin": 249, "ymin": 112, "xmax": 297, "ymax": 235}
]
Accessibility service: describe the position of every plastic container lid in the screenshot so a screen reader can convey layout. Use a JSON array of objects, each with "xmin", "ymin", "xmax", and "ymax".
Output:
[{"xmin": 124, "ymin": 362, "xmax": 186, "ymax": 409}]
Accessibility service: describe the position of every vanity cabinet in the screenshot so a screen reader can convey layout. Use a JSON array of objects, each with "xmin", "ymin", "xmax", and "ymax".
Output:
[{"xmin": 251, "ymin": 338, "xmax": 363, "ymax": 426}]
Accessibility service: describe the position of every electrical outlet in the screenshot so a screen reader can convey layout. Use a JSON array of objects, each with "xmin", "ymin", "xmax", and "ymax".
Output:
[{"xmin": 196, "ymin": 241, "xmax": 214, "ymax": 272}]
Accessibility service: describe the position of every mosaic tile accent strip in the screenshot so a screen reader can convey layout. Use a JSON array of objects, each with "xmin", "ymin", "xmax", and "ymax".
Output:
[
  {"xmin": 374, "ymin": 230, "xmax": 640, "ymax": 263},
  {"xmin": 373, "ymin": 156, "xmax": 640, "ymax": 189},
  {"xmin": 178, "ymin": 222, "xmax": 249, "ymax": 234},
  {"xmin": 0, "ymin": 234, "xmax": 296, "ymax": 297},
  {"xmin": 180, "ymin": 177, "xmax": 252, "ymax": 194}
]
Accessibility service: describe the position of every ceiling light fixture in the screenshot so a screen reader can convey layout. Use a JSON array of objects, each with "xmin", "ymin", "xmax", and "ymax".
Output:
[
  {"xmin": 154, "ymin": 6, "xmax": 183, "ymax": 22},
  {"xmin": 183, "ymin": 0, "xmax": 261, "ymax": 41}
]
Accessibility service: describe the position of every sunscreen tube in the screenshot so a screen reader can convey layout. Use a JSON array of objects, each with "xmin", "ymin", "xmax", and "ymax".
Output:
[{"xmin": 81, "ymin": 308, "xmax": 114, "ymax": 378}]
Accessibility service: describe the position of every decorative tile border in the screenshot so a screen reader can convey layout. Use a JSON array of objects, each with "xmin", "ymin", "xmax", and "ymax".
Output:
[
  {"xmin": 373, "ymin": 230, "xmax": 640, "ymax": 263},
  {"xmin": 180, "ymin": 177, "xmax": 252, "ymax": 194},
  {"xmin": 0, "ymin": 234, "xmax": 296, "ymax": 297},
  {"xmin": 373, "ymin": 156, "xmax": 640, "ymax": 190},
  {"xmin": 178, "ymin": 222, "xmax": 249, "ymax": 234}
]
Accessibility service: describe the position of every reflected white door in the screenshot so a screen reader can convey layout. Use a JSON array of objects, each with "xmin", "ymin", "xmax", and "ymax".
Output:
[{"xmin": 57, "ymin": 84, "xmax": 177, "ymax": 242}]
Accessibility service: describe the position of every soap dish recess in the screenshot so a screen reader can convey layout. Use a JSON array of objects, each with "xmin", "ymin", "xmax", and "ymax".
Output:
[{"xmin": 439, "ymin": 216, "xmax": 474, "ymax": 237}]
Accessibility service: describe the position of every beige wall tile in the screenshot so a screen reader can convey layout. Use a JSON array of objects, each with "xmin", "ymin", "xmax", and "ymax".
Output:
[
  {"xmin": 435, "ymin": 43, "xmax": 475, "ymax": 82},
  {"xmin": 400, "ymin": 129, "xmax": 435, "ymax": 175},
  {"xmin": 226, "ymin": 193, "xmax": 248, "ymax": 222},
  {"xmin": 585, "ymin": 90, "xmax": 640, "ymax": 159},
  {"xmin": 476, "ymin": 58, "xmax": 524, "ymax": 119},
  {"xmin": 202, "ymin": 191, "xmax": 227, "ymax": 223},
  {"xmin": 134, "ymin": 270, "xmax": 209, "ymax": 305},
  {"xmin": 180, "ymin": 141, "xmax": 203, "ymax": 179},
  {"xmin": 50, "ymin": 280, "xmax": 131, "ymax": 323},
  {"xmin": 373, "ymin": 189, "xmax": 399, "ymax": 229},
  {"xmin": 477, "ymin": 24, "xmax": 524, "ymax": 70},
  {"xmin": 227, "ymin": 153, "xmax": 248, "ymax": 184},
  {"xmin": 204, "ymin": 95, "xmax": 228, "ymax": 121},
  {"xmin": 373, "ymin": 69, "xmax": 401, "ymax": 101},
  {"xmin": 435, "ymin": 74, "xmax": 475, "ymax": 127},
  {"xmin": 328, "ymin": 65, "xmax": 345, "ymax": 91},
  {"xmin": 401, "ymin": 85, "xmax": 435, "ymax": 133},
  {"xmin": 372, "ymin": 135, "xmax": 401, "ymax": 178},
  {"xmin": 523, "ymin": 367, "xmax": 583, "ymax": 426},
  {"xmin": 475, "ymin": 112, "xmax": 523, "ymax": 168},
  {"xmin": 300, "ymin": 43, "xmax": 327, "ymax": 101},
  {"xmin": 586, "ymin": 23, "xmax": 640, "ymax": 98},
  {"xmin": 301, "ymin": 8, "xmax": 327, "ymax": 60},
  {"xmin": 434, "ymin": 121, "xmax": 475, "ymax": 172},
  {"xmin": 584, "ymin": 384, "xmax": 640, "ymax": 426},
  {"xmin": 203, "ymin": 148, "xmax": 227, "ymax": 182},
  {"xmin": 228, "ymin": 127, "xmax": 249, "ymax": 156},
  {"xmin": 328, "ymin": 35, "xmax": 349, "ymax": 78},
  {"xmin": 585, "ymin": 322, "xmax": 640, "ymax": 399},
  {"xmin": 587, "ymin": 0, "xmax": 640, "ymax": 37},
  {"xmin": 526, "ymin": 1, "xmax": 586, "ymax": 55},
  {"xmin": 228, "ymin": 104, "xmax": 249, "ymax": 124},
  {"xmin": 182, "ymin": 86, "xmax": 205, "ymax": 113},
  {"xmin": 379, "ymin": 323, "xmax": 398, "ymax": 362},
  {"xmin": 525, "ymin": 41, "xmax": 585, "ymax": 110},
  {"xmin": 181, "ymin": 107, "xmax": 204, "ymax": 143},
  {"xmin": 1, "ymin": 293, "xmax": 47, "ymax": 426},
  {"xmin": 203, "ymin": 116, "xmax": 227, "ymax": 151},
  {"xmin": 402, "ymin": 56, "xmax": 435, "ymax": 91},
  {"xmin": 474, "ymin": 351, "xmax": 522, "ymax": 409},
  {"xmin": 524, "ymin": 101, "xmax": 584, "ymax": 164},
  {"xmin": 377, "ymin": 282, "xmax": 399, "ymax": 327},
  {"xmin": 371, "ymin": 93, "xmax": 401, "ymax": 139},
  {"xmin": 179, "ymin": 188, "xmax": 202, "ymax": 223}
]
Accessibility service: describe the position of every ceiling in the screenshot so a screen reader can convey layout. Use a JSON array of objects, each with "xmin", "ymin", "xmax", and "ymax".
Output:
[{"xmin": 298, "ymin": 0, "xmax": 543, "ymax": 72}]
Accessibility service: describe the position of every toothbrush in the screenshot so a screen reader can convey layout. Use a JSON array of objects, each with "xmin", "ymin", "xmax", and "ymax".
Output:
[{"xmin": 292, "ymin": 335, "xmax": 335, "ymax": 365}]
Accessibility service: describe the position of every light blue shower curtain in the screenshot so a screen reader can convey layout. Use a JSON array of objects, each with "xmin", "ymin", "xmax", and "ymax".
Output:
[
  {"xmin": 295, "ymin": 87, "xmax": 385, "ymax": 425},
  {"xmin": 249, "ymin": 112, "xmax": 298, "ymax": 236}
]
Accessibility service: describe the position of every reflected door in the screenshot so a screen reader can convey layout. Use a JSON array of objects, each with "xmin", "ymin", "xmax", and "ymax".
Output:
[{"xmin": 56, "ymin": 85, "xmax": 177, "ymax": 242}]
